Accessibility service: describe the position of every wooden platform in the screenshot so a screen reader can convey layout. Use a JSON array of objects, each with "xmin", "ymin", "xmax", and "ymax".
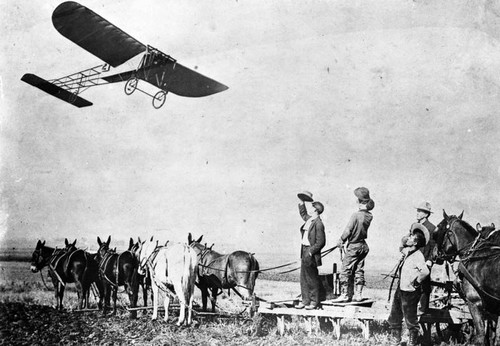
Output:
[
  {"xmin": 322, "ymin": 298, "xmax": 375, "ymax": 307},
  {"xmin": 257, "ymin": 299, "xmax": 389, "ymax": 339},
  {"xmin": 257, "ymin": 299, "xmax": 472, "ymax": 339}
]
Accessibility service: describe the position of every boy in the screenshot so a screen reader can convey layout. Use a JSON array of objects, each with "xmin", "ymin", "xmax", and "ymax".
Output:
[{"xmin": 388, "ymin": 223, "xmax": 430, "ymax": 346}]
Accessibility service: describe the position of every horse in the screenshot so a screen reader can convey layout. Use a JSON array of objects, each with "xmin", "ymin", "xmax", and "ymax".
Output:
[
  {"xmin": 477, "ymin": 223, "xmax": 499, "ymax": 243},
  {"xmin": 434, "ymin": 210, "xmax": 500, "ymax": 345},
  {"xmin": 130, "ymin": 238, "xmax": 152, "ymax": 310},
  {"xmin": 136, "ymin": 237, "xmax": 198, "ymax": 326},
  {"xmin": 30, "ymin": 239, "xmax": 101, "ymax": 310},
  {"xmin": 187, "ymin": 233, "xmax": 259, "ymax": 312},
  {"xmin": 96, "ymin": 236, "xmax": 139, "ymax": 317}
]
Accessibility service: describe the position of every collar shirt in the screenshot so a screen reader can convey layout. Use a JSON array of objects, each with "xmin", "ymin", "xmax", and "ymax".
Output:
[
  {"xmin": 399, "ymin": 250, "xmax": 430, "ymax": 292},
  {"xmin": 302, "ymin": 215, "xmax": 317, "ymax": 246},
  {"xmin": 340, "ymin": 210, "xmax": 373, "ymax": 243}
]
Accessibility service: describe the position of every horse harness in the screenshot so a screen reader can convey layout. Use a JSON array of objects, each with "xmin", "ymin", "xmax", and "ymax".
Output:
[
  {"xmin": 140, "ymin": 245, "xmax": 176, "ymax": 297},
  {"xmin": 47, "ymin": 247, "xmax": 74, "ymax": 286},
  {"xmin": 99, "ymin": 249, "xmax": 129, "ymax": 288},
  {"xmin": 442, "ymin": 218, "xmax": 500, "ymax": 306}
]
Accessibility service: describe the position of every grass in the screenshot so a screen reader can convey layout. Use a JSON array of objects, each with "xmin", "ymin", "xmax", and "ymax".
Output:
[{"xmin": 0, "ymin": 258, "xmax": 475, "ymax": 345}]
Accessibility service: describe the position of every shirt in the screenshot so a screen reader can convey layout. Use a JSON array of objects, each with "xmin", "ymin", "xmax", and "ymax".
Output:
[
  {"xmin": 399, "ymin": 250, "xmax": 430, "ymax": 292},
  {"xmin": 340, "ymin": 210, "xmax": 373, "ymax": 243},
  {"xmin": 302, "ymin": 215, "xmax": 317, "ymax": 246}
]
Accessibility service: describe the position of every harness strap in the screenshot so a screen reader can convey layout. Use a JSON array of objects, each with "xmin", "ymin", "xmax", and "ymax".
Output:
[
  {"xmin": 100, "ymin": 252, "xmax": 119, "ymax": 287},
  {"xmin": 49, "ymin": 263, "xmax": 66, "ymax": 287},
  {"xmin": 115, "ymin": 252, "xmax": 121, "ymax": 287},
  {"xmin": 458, "ymin": 262, "xmax": 500, "ymax": 305}
]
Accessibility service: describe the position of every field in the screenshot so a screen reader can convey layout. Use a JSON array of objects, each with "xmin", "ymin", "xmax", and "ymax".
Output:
[{"xmin": 0, "ymin": 249, "xmax": 470, "ymax": 345}]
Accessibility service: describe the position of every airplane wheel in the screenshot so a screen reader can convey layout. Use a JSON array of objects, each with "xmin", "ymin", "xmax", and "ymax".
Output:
[
  {"xmin": 153, "ymin": 91, "xmax": 167, "ymax": 109},
  {"xmin": 124, "ymin": 77, "xmax": 138, "ymax": 95}
]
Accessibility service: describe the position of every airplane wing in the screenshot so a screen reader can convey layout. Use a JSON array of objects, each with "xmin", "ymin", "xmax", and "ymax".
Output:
[
  {"xmin": 52, "ymin": 1, "xmax": 146, "ymax": 67},
  {"xmin": 21, "ymin": 74, "xmax": 93, "ymax": 108},
  {"xmin": 161, "ymin": 62, "xmax": 229, "ymax": 97},
  {"xmin": 103, "ymin": 62, "xmax": 229, "ymax": 98}
]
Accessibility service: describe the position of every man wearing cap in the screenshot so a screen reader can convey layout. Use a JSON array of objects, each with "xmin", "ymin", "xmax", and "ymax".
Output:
[
  {"xmin": 296, "ymin": 193, "xmax": 326, "ymax": 310},
  {"xmin": 333, "ymin": 187, "xmax": 374, "ymax": 303},
  {"xmin": 415, "ymin": 201, "xmax": 436, "ymax": 314},
  {"xmin": 388, "ymin": 223, "xmax": 430, "ymax": 346}
]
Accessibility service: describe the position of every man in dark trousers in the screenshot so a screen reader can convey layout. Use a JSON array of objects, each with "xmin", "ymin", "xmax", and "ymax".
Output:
[
  {"xmin": 296, "ymin": 193, "xmax": 326, "ymax": 310},
  {"xmin": 415, "ymin": 201, "xmax": 436, "ymax": 313},
  {"xmin": 333, "ymin": 187, "xmax": 374, "ymax": 303},
  {"xmin": 389, "ymin": 223, "xmax": 430, "ymax": 346}
]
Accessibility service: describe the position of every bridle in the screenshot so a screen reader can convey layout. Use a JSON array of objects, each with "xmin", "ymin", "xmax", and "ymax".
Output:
[
  {"xmin": 438, "ymin": 216, "xmax": 478, "ymax": 262},
  {"xmin": 191, "ymin": 242, "xmax": 211, "ymax": 262},
  {"xmin": 31, "ymin": 248, "xmax": 51, "ymax": 272},
  {"xmin": 138, "ymin": 244, "xmax": 161, "ymax": 274}
]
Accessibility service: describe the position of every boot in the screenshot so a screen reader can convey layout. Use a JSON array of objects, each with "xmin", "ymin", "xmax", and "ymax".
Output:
[
  {"xmin": 390, "ymin": 328, "xmax": 401, "ymax": 346},
  {"xmin": 408, "ymin": 329, "xmax": 419, "ymax": 346},
  {"xmin": 332, "ymin": 282, "xmax": 351, "ymax": 303},
  {"xmin": 352, "ymin": 284, "xmax": 364, "ymax": 302}
]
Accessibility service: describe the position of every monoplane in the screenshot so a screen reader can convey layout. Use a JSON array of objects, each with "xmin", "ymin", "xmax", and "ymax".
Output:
[{"xmin": 21, "ymin": 1, "xmax": 228, "ymax": 109}]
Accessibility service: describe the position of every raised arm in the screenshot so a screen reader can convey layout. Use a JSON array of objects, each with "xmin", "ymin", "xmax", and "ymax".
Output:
[{"xmin": 298, "ymin": 202, "xmax": 310, "ymax": 221}]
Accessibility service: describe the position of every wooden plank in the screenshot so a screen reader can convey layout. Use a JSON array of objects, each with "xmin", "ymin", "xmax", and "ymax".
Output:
[
  {"xmin": 257, "ymin": 306, "xmax": 389, "ymax": 320},
  {"xmin": 322, "ymin": 299, "xmax": 375, "ymax": 307},
  {"xmin": 361, "ymin": 319, "xmax": 370, "ymax": 339},
  {"xmin": 277, "ymin": 315, "xmax": 285, "ymax": 336},
  {"xmin": 331, "ymin": 318, "xmax": 341, "ymax": 339},
  {"xmin": 418, "ymin": 308, "xmax": 471, "ymax": 324}
]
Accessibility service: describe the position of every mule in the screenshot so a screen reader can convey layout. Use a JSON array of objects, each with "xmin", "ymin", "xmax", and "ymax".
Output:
[
  {"xmin": 187, "ymin": 233, "xmax": 259, "ymax": 312},
  {"xmin": 434, "ymin": 210, "xmax": 500, "ymax": 345},
  {"xmin": 477, "ymin": 223, "xmax": 499, "ymax": 243},
  {"xmin": 130, "ymin": 238, "xmax": 152, "ymax": 310},
  {"xmin": 30, "ymin": 239, "xmax": 101, "ymax": 310},
  {"xmin": 136, "ymin": 237, "xmax": 198, "ymax": 326},
  {"xmin": 96, "ymin": 236, "xmax": 139, "ymax": 317}
]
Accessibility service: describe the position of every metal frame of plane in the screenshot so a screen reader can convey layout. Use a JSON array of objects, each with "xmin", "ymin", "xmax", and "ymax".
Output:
[{"xmin": 21, "ymin": 1, "xmax": 228, "ymax": 109}]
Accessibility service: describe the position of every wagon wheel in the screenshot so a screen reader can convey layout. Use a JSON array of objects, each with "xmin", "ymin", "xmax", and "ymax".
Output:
[
  {"xmin": 124, "ymin": 77, "xmax": 138, "ymax": 95},
  {"xmin": 152, "ymin": 90, "xmax": 167, "ymax": 109}
]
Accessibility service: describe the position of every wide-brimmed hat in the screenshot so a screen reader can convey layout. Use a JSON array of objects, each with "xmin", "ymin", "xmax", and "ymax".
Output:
[
  {"xmin": 354, "ymin": 187, "xmax": 370, "ymax": 202},
  {"xmin": 297, "ymin": 191, "xmax": 314, "ymax": 202},
  {"xmin": 415, "ymin": 201, "xmax": 432, "ymax": 214},
  {"xmin": 410, "ymin": 223, "xmax": 430, "ymax": 246}
]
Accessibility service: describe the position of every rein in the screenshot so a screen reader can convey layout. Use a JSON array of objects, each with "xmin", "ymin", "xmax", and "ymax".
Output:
[
  {"xmin": 439, "ymin": 217, "xmax": 500, "ymax": 305},
  {"xmin": 39, "ymin": 269, "xmax": 52, "ymax": 290},
  {"xmin": 47, "ymin": 247, "xmax": 71, "ymax": 287},
  {"xmin": 99, "ymin": 249, "xmax": 119, "ymax": 287},
  {"xmin": 194, "ymin": 244, "xmax": 338, "ymax": 275},
  {"xmin": 140, "ymin": 244, "xmax": 199, "ymax": 315}
]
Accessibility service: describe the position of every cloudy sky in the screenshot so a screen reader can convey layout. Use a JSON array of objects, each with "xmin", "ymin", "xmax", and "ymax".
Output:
[{"xmin": 1, "ymin": 0, "xmax": 499, "ymax": 269}]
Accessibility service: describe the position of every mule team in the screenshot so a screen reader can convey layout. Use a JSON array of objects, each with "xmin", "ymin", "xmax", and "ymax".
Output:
[
  {"xmin": 30, "ymin": 207, "xmax": 499, "ymax": 345},
  {"xmin": 30, "ymin": 234, "xmax": 259, "ymax": 326}
]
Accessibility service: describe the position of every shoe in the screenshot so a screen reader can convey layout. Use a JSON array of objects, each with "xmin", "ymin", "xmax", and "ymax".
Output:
[
  {"xmin": 305, "ymin": 304, "xmax": 317, "ymax": 310},
  {"xmin": 332, "ymin": 282, "xmax": 351, "ymax": 303},
  {"xmin": 332, "ymin": 294, "xmax": 351, "ymax": 303},
  {"xmin": 352, "ymin": 284, "xmax": 364, "ymax": 302},
  {"xmin": 408, "ymin": 329, "xmax": 419, "ymax": 346},
  {"xmin": 295, "ymin": 303, "xmax": 306, "ymax": 309},
  {"xmin": 390, "ymin": 328, "xmax": 402, "ymax": 346}
]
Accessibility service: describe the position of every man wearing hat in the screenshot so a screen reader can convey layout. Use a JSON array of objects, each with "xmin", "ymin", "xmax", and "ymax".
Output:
[
  {"xmin": 415, "ymin": 201, "xmax": 436, "ymax": 313},
  {"xmin": 296, "ymin": 192, "xmax": 326, "ymax": 310},
  {"xmin": 333, "ymin": 187, "xmax": 374, "ymax": 303},
  {"xmin": 388, "ymin": 223, "xmax": 430, "ymax": 346}
]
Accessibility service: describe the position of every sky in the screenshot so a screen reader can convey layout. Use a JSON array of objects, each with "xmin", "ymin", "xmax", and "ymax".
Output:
[{"xmin": 1, "ymin": 0, "xmax": 500, "ymax": 271}]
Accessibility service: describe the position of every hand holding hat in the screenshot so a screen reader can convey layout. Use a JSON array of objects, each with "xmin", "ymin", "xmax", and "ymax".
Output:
[{"xmin": 297, "ymin": 191, "xmax": 314, "ymax": 202}]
